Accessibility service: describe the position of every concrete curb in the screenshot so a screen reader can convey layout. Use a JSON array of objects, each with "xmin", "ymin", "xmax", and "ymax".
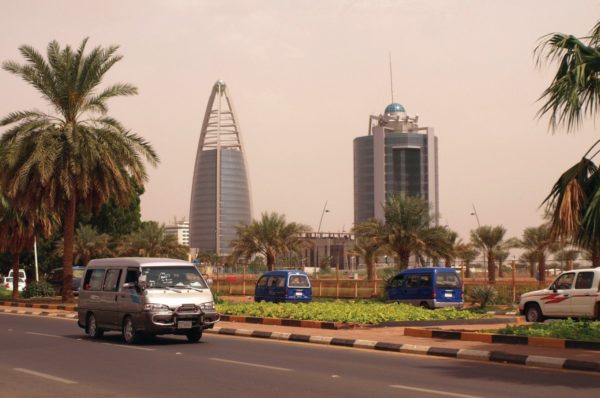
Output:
[
  {"xmin": 0, "ymin": 300, "xmax": 77, "ymax": 312},
  {"xmin": 404, "ymin": 327, "xmax": 600, "ymax": 352},
  {"xmin": 205, "ymin": 326, "xmax": 600, "ymax": 373},
  {"xmin": 0, "ymin": 307, "xmax": 77, "ymax": 319}
]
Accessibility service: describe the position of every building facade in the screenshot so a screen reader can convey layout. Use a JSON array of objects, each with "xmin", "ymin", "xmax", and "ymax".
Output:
[
  {"xmin": 189, "ymin": 81, "xmax": 252, "ymax": 255},
  {"xmin": 354, "ymin": 103, "xmax": 439, "ymax": 224},
  {"xmin": 165, "ymin": 220, "xmax": 190, "ymax": 247}
]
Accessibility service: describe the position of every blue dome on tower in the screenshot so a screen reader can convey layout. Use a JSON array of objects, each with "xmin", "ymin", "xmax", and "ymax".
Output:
[{"xmin": 384, "ymin": 103, "xmax": 406, "ymax": 114}]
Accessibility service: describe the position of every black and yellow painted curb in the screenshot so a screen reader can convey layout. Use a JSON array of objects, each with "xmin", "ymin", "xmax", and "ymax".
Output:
[
  {"xmin": 404, "ymin": 327, "xmax": 600, "ymax": 351},
  {"xmin": 0, "ymin": 300, "xmax": 77, "ymax": 312}
]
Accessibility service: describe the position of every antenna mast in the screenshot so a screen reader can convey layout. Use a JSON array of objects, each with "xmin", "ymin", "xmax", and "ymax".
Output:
[{"xmin": 389, "ymin": 51, "xmax": 394, "ymax": 103}]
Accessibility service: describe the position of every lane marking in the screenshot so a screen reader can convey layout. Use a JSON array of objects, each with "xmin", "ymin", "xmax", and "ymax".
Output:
[
  {"xmin": 13, "ymin": 368, "xmax": 77, "ymax": 384},
  {"xmin": 209, "ymin": 357, "xmax": 292, "ymax": 371},
  {"xmin": 26, "ymin": 332, "xmax": 63, "ymax": 338},
  {"xmin": 100, "ymin": 343, "xmax": 155, "ymax": 351},
  {"xmin": 389, "ymin": 385, "xmax": 483, "ymax": 398}
]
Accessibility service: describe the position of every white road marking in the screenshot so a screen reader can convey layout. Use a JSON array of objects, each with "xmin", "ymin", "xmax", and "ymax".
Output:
[
  {"xmin": 13, "ymin": 368, "xmax": 77, "ymax": 384},
  {"xmin": 389, "ymin": 385, "xmax": 483, "ymax": 398},
  {"xmin": 331, "ymin": 375, "xmax": 340, "ymax": 378},
  {"xmin": 209, "ymin": 357, "xmax": 292, "ymax": 371},
  {"xmin": 101, "ymin": 343, "xmax": 154, "ymax": 351},
  {"xmin": 26, "ymin": 332, "xmax": 63, "ymax": 338}
]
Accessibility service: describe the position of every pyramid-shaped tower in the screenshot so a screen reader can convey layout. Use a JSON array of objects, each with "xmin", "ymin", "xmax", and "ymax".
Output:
[{"xmin": 189, "ymin": 80, "xmax": 252, "ymax": 255}]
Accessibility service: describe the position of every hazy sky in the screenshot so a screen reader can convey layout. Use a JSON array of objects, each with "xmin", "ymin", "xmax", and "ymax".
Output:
[{"xmin": 1, "ymin": 0, "xmax": 599, "ymax": 244}]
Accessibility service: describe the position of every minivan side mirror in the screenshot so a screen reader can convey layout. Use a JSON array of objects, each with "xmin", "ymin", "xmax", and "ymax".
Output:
[
  {"xmin": 138, "ymin": 274, "xmax": 148, "ymax": 290},
  {"xmin": 206, "ymin": 278, "xmax": 213, "ymax": 286}
]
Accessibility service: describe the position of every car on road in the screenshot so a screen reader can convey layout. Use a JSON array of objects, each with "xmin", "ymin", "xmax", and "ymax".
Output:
[
  {"xmin": 46, "ymin": 266, "xmax": 85, "ymax": 296},
  {"xmin": 385, "ymin": 267, "xmax": 463, "ymax": 309},
  {"xmin": 2, "ymin": 277, "xmax": 26, "ymax": 292},
  {"xmin": 77, "ymin": 257, "xmax": 219, "ymax": 344},
  {"xmin": 518, "ymin": 268, "xmax": 600, "ymax": 322},
  {"xmin": 254, "ymin": 270, "xmax": 312, "ymax": 303}
]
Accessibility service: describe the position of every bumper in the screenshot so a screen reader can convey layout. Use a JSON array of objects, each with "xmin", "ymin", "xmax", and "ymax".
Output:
[
  {"xmin": 134, "ymin": 309, "xmax": 220, "ymax": 334},
  {"xmin": 433, "ymin": 300, "xmax": 463, "ymax": 309}
]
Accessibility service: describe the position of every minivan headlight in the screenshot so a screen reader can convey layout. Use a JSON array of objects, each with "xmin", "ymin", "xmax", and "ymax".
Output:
[
  {"xmin": 200, "ymin": 301, "xmax": 215, "ymax": 311},
  {"xmin": 144, "ymin": 303, "xmax": 171, "ymax": 312}
]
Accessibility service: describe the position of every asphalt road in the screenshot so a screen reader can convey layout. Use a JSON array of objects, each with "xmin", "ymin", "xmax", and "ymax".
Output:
[{"xmin": 0, "ymin": 313, "xmax": 599, "ymax": 398}]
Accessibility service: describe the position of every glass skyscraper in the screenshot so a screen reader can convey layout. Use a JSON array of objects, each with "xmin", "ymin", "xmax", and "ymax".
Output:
[
  {"xmin": 189, "ymin": 81, "xmax": 252, "ymax": 255},
  {"xmin": 354, "ymin": 103, "xmax": 439, "ymax": 225}
]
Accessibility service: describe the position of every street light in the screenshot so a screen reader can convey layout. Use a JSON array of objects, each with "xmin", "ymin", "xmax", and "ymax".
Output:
[
  {"xmin": 317, "ymin": 200, "xmax": 330, "ymax": 233},
  {"xmin": 470, "ymin": 203, "xmax": 481, "ymax": 228}
]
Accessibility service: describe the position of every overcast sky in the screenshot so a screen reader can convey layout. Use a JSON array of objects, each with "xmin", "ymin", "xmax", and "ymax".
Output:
[{"xmin": 1, "ymin": 0, "xmax": 599, "ymax": 244}]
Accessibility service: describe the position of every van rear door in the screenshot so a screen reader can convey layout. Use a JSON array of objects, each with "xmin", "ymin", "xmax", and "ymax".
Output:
[
  {"xmin": 287, "ymin": 274, "xmax": 311, "ymax": 300},
  {"xmin": 434, "ymin": 271, "xmax": 462, "ymax": 303}
]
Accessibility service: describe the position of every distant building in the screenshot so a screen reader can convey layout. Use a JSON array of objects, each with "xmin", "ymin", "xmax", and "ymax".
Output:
[
  {"xmin": 189, "ymin": 81, "xmax": 252, "ymax": 255},
  {"xmin": 354, "ymin": 102, "xmax": 439, "ymax": 224},
  {"xmin": 300, "ymin": 232, "xmax": 355, "ymax": 270},
  {"xmin": 165, "ymin": 220, "xmax": 190, "ymax": 246}
]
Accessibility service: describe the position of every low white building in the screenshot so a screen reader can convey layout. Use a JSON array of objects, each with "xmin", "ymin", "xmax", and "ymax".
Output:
[{"xmin": 165, "ymin": 220, "xmax": 190, "ymax": 246}]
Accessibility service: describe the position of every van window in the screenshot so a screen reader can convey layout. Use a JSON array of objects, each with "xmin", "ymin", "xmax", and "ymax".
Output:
[
  {"xmin": 257, "ymin": 276, "xmax": 268, "ymax": 287},
  {"xmin": 125, "ymin": 269, "xmax": 138, "ymax": 284},
  {"xmin": 103, "ymin": 269, "xmax": 122, "ymax": 292},
  {"xmin": 406, "ymin": 275, "xmax": 421, "ymax": 288},
  {"xmin": 84, "ymin": 269, "xmax": 105, "ymax": 291},
  {"xmin": 288, "ymin": 275, "xmax": 310, "ymax": 288},
  {"xmin": 419, "ymin": 275, "xmax": 432, "ymax": 287},
  {"xmin": 575, "ymin": 272, "xmax": 594, "ymax": 289},
  {"xmin": 389, "ymin": 275, "xmax": 404, "ymax": 289},
  {"xmin": 435, "ymin": 273, "xmax": 460, "ymax": 289}
]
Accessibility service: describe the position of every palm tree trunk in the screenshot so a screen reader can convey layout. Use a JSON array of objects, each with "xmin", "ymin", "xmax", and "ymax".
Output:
[
  {"xmin": 538, "ymin": 255, "xmax": 546, "ymax": 285},
  {"xmin": 487, "ymin": 251, "xmax": 496, "ymax": 284},
  {"xmin": 10, "ymin": 251, "xmax": 20, "ymax": 300},
  {"xmin": 398, "ymin": 251, "xmax": 410, "ymax": 270},
  {"xmin": 592, "ymin": 244, "xmax": 600, "ymax": 268},
  {"xmin": 266, "ymin": 252, "xmax": 275, "ymax": 271},
  {"xmin": 529, "ymin": 261, "xmax": 535, "ymax": 277},
  {"xmin": 498, "ymin": 260, "xmax": 504, "ymax": 278},
  {"xmin": 62, "ymin": 194, "xmax": 76, "ymax": 302},
  {"xmin": 366, "ymin": 256, "xmax": 375, "ymax": 282},
  {"xmin": 465, "ymin": 261, "xmax": 471, "ymax": 278}
]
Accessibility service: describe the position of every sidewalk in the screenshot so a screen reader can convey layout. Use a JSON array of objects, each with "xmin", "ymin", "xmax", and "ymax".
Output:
[{"xmin": 2, "ymin": 304, "xmax": 599, "ymax": 373}]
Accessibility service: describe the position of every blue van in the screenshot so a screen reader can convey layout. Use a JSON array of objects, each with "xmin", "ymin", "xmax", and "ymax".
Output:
[
  {"xmin": 254, "ymin": 270, "xmax": 312, "ymax": 303},
  {"xmin": 386, "ymin": 267, "xmax": 463, "ymax": 309}
]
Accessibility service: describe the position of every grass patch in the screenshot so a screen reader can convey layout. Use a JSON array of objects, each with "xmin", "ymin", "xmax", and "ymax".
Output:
[
  {"xmin": 217, "ymin": 301, "xmax": 491, "ymax": 324},
  {"xmin": 489, "ymin": 319, "xmax": 600, "ymax": 342},
  {"xmin": 0, "ymin": 288, "xmax": 14, "ymax": 299}
]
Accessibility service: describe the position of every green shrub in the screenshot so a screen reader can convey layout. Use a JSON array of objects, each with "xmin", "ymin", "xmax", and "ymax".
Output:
[
  {"xmin": 22, "ymin": 281, "xmax": 56, "ymax": 298},
  {"xmin": 493, "ymin": 319, "xmax": 600, "ymax": 342},
  {"xmin": 469, "ymin": 286, "xmax": 498, "ymax": 309},
  {"xmin": 217, "ymin": 301, "xmax": 490, "ymax": 324}
]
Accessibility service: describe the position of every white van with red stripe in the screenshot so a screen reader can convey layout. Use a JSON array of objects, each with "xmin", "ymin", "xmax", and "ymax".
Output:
[{"xmin": 518, "ymin": 268, "xmax": 600, "ymax": 322}]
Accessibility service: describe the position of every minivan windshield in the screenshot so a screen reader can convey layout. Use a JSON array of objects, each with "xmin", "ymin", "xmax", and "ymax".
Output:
[
  {"xmin": 435, "ymin": 273, "xmax": 461, "ymax": 289},
  {"xmin": 141, "ymin": 266, "xmax": 208, "ymax": 289}
]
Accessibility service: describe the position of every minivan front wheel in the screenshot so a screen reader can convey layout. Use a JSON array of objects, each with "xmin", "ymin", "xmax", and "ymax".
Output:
[
  {"xmin": 86, "ymin": 313, "xmax": 104, "ymax": 339},
  {"xmin": 122, "ymin": 316, "xmax": 141, "ymax": 344},
  {"xmin": 186, "ymin": 328, "xmax": 202, "ymax": 343}
]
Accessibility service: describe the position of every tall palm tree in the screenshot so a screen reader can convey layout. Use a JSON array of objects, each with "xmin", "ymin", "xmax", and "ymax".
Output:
[
  {"xmin": 230, "ymin": 212, "xmax": 310, "ymax": 271},
  {"xmin": 555, "ymin": 248, "xmax": 579, "ymax": 271},
  {"xmin": 55, "ymin": 224, "xmax": 111, "ymax": 266},
  {"xmin": 383, "ymin": 194, "xmax": 451, "ymax": 269},
  {"xmin": 519, "ymin": 224, "xmax": 559, "ymax": 284},
  {"xmin": 537, "ymin": 21, "xmax": 600, "ymax": 267},
  {"xmin": 0, "ymin": 39, "xmax": 159, "ymax": 301},
  {"xmin": 0, "ymin": 193, "xmax": 55, "ymax": 298},
  {"xmin": 470, "ymin": 225, "xmax": 507, "ymax": 284},
  {"xmin": 455, "ymin": 242, "xmax": 479, "ymax": 278},
  {"xmin": 350, "ymin": 218, "xmax": 386, "ymax": 281},
  {"xmin": 520, "ymin": 250, "xmax": 538, "ymax": 278},
  {"xmin": 117, "ymin": 221, "xmax": 188, "ymax": 259}
]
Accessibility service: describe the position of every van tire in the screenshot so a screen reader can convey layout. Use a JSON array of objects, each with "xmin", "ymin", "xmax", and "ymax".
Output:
[
  {"xmin": 86, "ymin": 313, "xmax": 104, "ymax": 339},
  {"xmin": 594, "ymin": 303, "xmax": 600, "ymax": 321},
  {"xmin": 419, "ymin": 301, "xmax": 430, "ymax": 309},
  {"xmin": 186, "ymin": 328, "xmax": 202, "ymax": 343},
  {"xmin": 525, "ymin": 303, "xmax": 544, "ymax": 323},
  {"xmin": 122, "ymin": 316, "xmax": 141, "ymax": 344}
]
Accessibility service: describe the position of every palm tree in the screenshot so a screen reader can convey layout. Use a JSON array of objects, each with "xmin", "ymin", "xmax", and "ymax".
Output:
[
  {"xmin": 536, "ymin": 21, "xmax": 600, "ymax": 267},
  {"xmin": 0, "ymin": 39, "xmax": 159, "ymax": 301},
  {"xmin": 494, "ymin": 249, "xmax": 510, "ymax": 278},
  {"xmin": 230, "ymin": 212, "xmax": 310, "ymax": 271},
  {"xmin": 117, "ymin": 221, "xmax": 188, "ymax": 259},
  {"xmin": 0, "ymin": 193, "xmax": 55, "ymax": 298},
  {"xmin": 455, "ymin": 242, "xmax": 479, "ymax": 278},
  {"xmin": 470, "ymin": 225, "xmax": 507, "ymax": 284},
  {"xmin": 555, "ymin": 248, "xmax": 579, "ymax": 271},
  {"xmin": 350, "ymin": 218, "xmax": 386, "ymax": 281},
  {"xmin": 443, "ymin": 230, "xmax": 460, "ymax": 268},
  {"xmin": 519, "ymin": 224, "xmax": 559, "ymax": 284},
  {"xmin": 520, "ymin": 250, "xmax": 538, "ymax": 278},
  {"xmin": 55, "ymin": 224, "xmax": 111, "ymax": 266},
  {"xmin": 383, "ymin": 194, "xmax": 452, "ymax": 269}
]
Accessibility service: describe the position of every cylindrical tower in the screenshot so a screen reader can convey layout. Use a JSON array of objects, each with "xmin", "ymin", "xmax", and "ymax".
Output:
[{"xmin": 189, "ymin": 81, "xmax": 252, "ymax": 255}]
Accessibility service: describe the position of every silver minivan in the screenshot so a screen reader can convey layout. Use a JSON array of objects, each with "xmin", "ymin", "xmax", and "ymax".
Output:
[{"xmin": 77, "ymin": 257, "xmax": 219, "ymax": 344}]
